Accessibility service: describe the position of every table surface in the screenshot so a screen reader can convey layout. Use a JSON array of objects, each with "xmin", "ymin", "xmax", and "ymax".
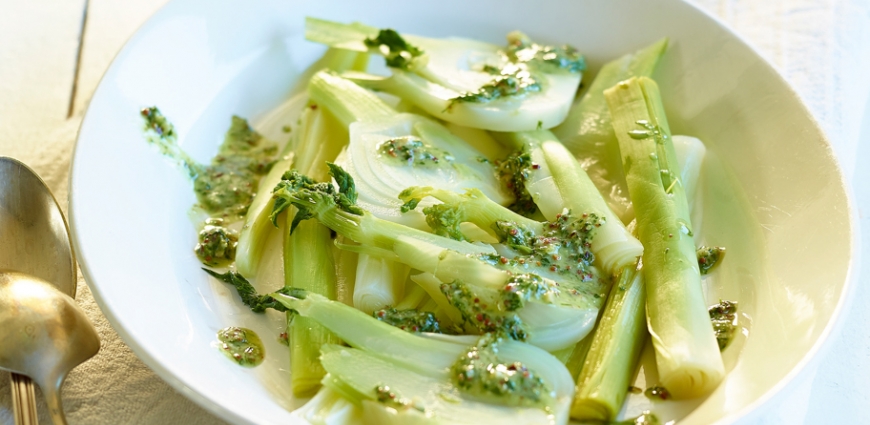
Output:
[{"xmin": 1, "ymin": 0, "xmax": 868, "ymax": 423}]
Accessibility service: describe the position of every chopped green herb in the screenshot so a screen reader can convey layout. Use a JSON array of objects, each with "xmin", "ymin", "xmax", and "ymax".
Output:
[
  {"xmin": 496, "ymin": 151, "xmax": 537, "ymax": 216},
  {"xmin": 399, "ymin": 196, "xmax": 421, "ymax": 213},
  {"xmin": 643, "ymin": 385, "xmax": 670, "ymax": 400},
  {"xmin": 448, "ymin": 63, "xmax": 541, "ymax": 109},
  {"xmin": 141, "ymin": 106, "xmax": 176, "ymax": 139},
  {"xmin": 709, "ymin": 300, "xmax": 738, "ymax": 350},
  {"xmin": 505, "ymin": 31, "xmax": 586, "ymax": 73},
  {"xmin": 193, "ymin": 166, "xmax": 258, "ymax": 219},
  {"xmin": 378, "ymin": 136, "xmax": 454, "ymax": 167},
  {"xmin": 448, "ymin": 31, "xmax": 585, "ymax": 109},
  {"xmin": 140, "ymin": 106, "xmax": 198, "ymax": 179},
  {"xmin": 194, "ymin": 219, "xmax": 238, "ymax": 267},
  {"xmin": 373, "ymin": 307, "xmax": 442, "ymax": 333},
  {"xmin": 364, "ymin": 29, "xmax": 423, "ymax": 70},
  {"xmin": 451, "ymin": 334, "xmax": 551, "ymax": 408},
  {"xmin": 697, "ymin": 246, "xmax": 726, "ymax": 275},
  {"xmin": 422, "ymin": 203, "xmax": 467, "ymax": 241},
  {"xmin": 203, "ymin": 268, "xmax": 301, "ymax": 313},
  {"xmin": 485, "ymin": 210, "xmax": 601, "ymax": 285},
  {"xmin": 441, "ymin": 280, "xmax": 527, "ymax": 340},
  {"xmin": 217, "ymin": 326, "xmax": 265, "ymax": 367},
  {"xmin": 499, "ymin": 274, "xmax": 559, "ymax": 311},
  {"xmin": 141, "ymin": 108, "xmax": 277, "ymax": 220}
]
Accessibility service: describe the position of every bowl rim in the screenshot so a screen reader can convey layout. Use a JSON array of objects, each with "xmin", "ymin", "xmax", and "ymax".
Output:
[
  {"xmin": 674, "ymin": 1, "xmax": 862, "ymax": 423},
  {"xmin": 67, "ymin": 0, "xmax": 861, "ymax": 424}
]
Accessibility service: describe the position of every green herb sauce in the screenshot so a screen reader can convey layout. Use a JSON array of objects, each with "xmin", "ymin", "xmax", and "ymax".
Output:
[
  {"xmin": 709, "ymin": 300, "xmax": 738, "ymax": 350},
  {"xmin": 447, "ymin": 31, "xmax": 585, "ymax": 108},
  {"xmin": 486, "ymin": 210, "xmax": 602, "ymax": 286},
  {"xmin": 377, "ymin": 136, "xmax": 453, "ymax": 167},
  {"xmin": 373, "ymin": 307, "xmax": 442, "ymax": 333},
  {"xmin": 499, "ymin": 274, "xmax": 559, "ymax": 311},
  {"xmin": 440, "ymin": 280, "xmax": 527, "ymax": 341},
  {"xmin": 643, "ymin": 385, "xmax": 670, "ymax": 400},
  {"xmin": 504, "ymin": 31, "xmax": 586, "ymax": 74},
  {"xmin": 448, "ymin": 63, "xmax": 542, "ymax": 109},
  {"xmin": 364, "ymin": 29, "xmax": 423, "ymax": 70},
  {"xmin": 141, "ymin": 107, "xmax": 199, "ymax": 179},
  {"xmin": 194, "ymin": 218, "xmax": 238, "ymax": 267},
  {"xmin": 434, "ymin": 211, "xmax": 606, "ymax": 340},
  {"xmin": 451, "ymin": 334, "xmax": 551, "ymax": 408},
  {"xmin": 140, "ymin": 107, "xmax": 277, "ymax": 221},
  {"xmin": 194, "ymin": 116, "xmax": 277, "ymax": 220},
  {"xmin": 422, "ymin": 203, "xmax": 466, "ymax": 240},
  {"xmin": 217, "ymin": 326, "xmax": 265, "ymax": 367},
  {"xmin": 496, "ymin": 151, "xmax": 538, "ymax": 216},
  {"xmin": 697, "ymin": 246, "xmax": 726, "ymax": 275}
]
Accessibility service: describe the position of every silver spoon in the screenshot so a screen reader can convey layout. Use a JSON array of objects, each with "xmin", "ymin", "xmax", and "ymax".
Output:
[
  {"xmin": 0, "ymin": 157, "xmax": 98, "ymax": 424},
  {"xmin": 0, "ymin": 272, "xmax": 100, "ymax": 425}
]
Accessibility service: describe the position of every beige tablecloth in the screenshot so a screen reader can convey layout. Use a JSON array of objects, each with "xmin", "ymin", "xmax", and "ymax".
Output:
[{"xmin": 1, "ymin": 1, "xmax": 868, "ymax": 424}]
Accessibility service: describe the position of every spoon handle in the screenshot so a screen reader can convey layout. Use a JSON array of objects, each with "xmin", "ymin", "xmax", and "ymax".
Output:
[
  {"xmin": 10, "ymin": 373, "xmax": 38, "ymax": 425},
  {"xmin": 41, "ymin": 380, "xmax": 69, "ymax": 425}
]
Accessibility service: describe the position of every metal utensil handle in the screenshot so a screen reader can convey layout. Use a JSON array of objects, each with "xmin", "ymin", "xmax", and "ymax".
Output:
[{"xmin": 11, "ymin": 373, "xmax": 38, "ymax": 425}]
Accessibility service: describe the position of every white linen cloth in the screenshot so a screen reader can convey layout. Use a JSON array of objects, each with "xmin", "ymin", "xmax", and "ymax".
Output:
[{"xmin": 0, "ymin": 0, "xmax": 868, "ymax": 423}]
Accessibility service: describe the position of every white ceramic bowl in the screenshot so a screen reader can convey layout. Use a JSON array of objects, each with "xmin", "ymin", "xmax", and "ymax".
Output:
[{"xmin": 69, "ymin": 0, "xmax": 857, "ymax": 424}]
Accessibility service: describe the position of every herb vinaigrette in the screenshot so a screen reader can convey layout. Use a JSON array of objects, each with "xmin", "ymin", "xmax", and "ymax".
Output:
[
  {"xmin": 217, "ymin": 326, "xmax": 265, "ymax": 367},
  {"xmin": 377, "ymin": 136, "xmax": 454, "ymax": 167},
  {"xmin": 373, "ymin": 307, "xmax": 442, "ymax": 333},
  {"xmin": 364, "ymin": 29, "xmax": 424, "ymax": 70},
  {"xmin": 709, "ymin": 300, "xmax": 738, "ymax": 350},
  {"xmin": 141, "ymin": 107, "xmax": 276, "ymax": 266},
  {"xmin": 194, "ymin": 218, "xmax": 238, "ymax": 267},
  {"xmin": 448, "ymin": 31, "xmax": 585, "ymax": 108},
  {"xmin": 488, "ymin": 210, "xmax": 602, "ymax": 285},
  {"xmin": 451, "ymin": 334, "xmax": 552, "ymax": 408},
  {"xmin": 496, "ymin": 151, "xmax": 538, "ymax": 216},
  {"xmin": 441, "ymin": 279, "xmax": 528, "ymax": 340},
  {"xmin": 697, "ymin": 246, "xmax": 726, "ymax": 275}
]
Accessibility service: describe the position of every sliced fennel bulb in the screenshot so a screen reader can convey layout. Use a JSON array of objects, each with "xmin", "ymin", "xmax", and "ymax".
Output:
[
  {"xmin": 271, "ymin": 291, "xmax": 575, "ymax": 425},
  {"xmin": 364, "ymin": 68, "xmax": 581, "ymax": 132},
  {"xmin": 306, "ymin": 18, "xmax": 584, "ymax": 132},
  {"xmin": 338, "ymin": 113, "xmax": 510, "ymax": 228}
]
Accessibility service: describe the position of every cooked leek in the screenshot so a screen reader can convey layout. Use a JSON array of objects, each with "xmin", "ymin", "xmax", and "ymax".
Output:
[{"xmin": 604, "ymin": 76, "xmax": 724, "ymax": 399}]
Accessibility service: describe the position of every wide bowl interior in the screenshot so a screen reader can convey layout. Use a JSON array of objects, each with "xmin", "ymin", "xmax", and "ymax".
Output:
[{"xmin": 70, "ymin": 0, "xmax": 855, "ymax": 424}]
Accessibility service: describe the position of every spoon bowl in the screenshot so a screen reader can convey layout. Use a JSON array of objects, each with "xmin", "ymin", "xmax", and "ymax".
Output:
[
  {"xmin": 0, "ymin": 157, "xmax": 76, "ymax": 296},
  {"xmin": 0, "ymin": 271, "xmax": 100, "ymax": 424}
]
